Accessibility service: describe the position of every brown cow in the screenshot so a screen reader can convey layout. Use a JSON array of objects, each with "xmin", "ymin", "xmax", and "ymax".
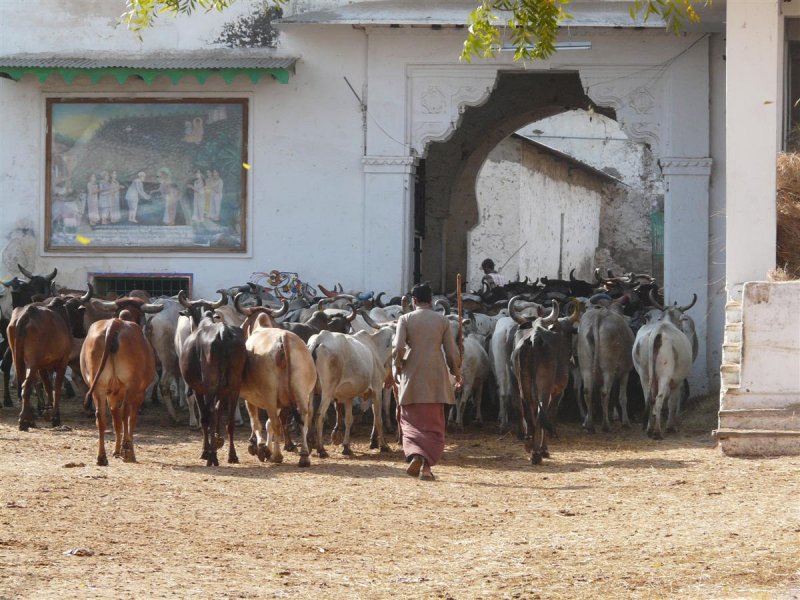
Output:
[
  {"xmin": 236, "ymin": 296, "xmax": 315, "ymax": 467},
  {"xmin": 8, "ymin": 300, "xmax": 72, "ymax": 429},
  {"xmin": 81, "ymin": 307, "xmax": 160, "ymax": 466}
]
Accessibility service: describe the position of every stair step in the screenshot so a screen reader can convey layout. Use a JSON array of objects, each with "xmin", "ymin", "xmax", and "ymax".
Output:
[{"xmin": 714, "ymin": 428, "xmax": 800, "ymax": 456}]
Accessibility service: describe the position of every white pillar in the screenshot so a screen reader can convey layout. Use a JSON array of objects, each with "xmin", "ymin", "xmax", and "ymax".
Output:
[
  {"xmin": 362, "ymin": 156, "xmax": 415, "ymax": 295},
  {"xmin": 661, "ymin": 158, "xmax": 713, "ymax": 393},
  {"xmin": 726, "ymin": 0, "xmax": 783, "ymax": 295}
]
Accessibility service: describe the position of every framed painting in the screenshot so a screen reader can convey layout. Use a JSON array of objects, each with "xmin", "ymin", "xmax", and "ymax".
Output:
[{"xmin": 46, "ymin": 98, "xmax": 248, "ymax": 252}]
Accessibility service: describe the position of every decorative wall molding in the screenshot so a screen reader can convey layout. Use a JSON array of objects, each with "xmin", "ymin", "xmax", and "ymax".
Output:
[
  {"xmin": 407, "ymin": 65, "xmax": 499, "ymax": 155},
  {"xmin": 579, "ymin": 66, "xmax": 665, "ymax": 156},
  {"xmin": 659, "ymin": 157, "xmax": 713, "ymax": 176},
  {"xmin": 363, "ymin": 155, "xmax": 417, "ymax": 174}
]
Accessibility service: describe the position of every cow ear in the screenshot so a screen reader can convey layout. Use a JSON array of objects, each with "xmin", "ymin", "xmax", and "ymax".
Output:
[{"xmin": 179, "ymin": 310, "xmax": 189, "ymax": 317}]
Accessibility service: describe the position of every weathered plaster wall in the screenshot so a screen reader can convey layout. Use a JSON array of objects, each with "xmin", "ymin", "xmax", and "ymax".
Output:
[
  {"xmin": 466, "ymin": 139, "xmax": 521, "ymax": 290},
  {"xmin": 517, "ymin": 110, "xmax": 662, "ymax": 277},
  {"xmin": 466, "ymin": 137, "xmax": 603, "ymax": 289},
  {"xmin": 517, "ymin": 144, "xmax": 603, "ymax": 282}
]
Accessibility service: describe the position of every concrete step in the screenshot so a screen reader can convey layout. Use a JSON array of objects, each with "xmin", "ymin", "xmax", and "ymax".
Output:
[
  {"xmin": 722, "ymin": 343, "xmax": 741, "ymax": 365},
  {"xmin": 720, "ymin": 363, "xmax": 740, "ymax": 389},
  {"xmin": 718, "ymin": 408, "xmax": 800, "ymax": 431},
  {"xmin": 713, "ymin": 428, "xmax": 800, "ymax": 456},
  {"xmin": 724, "ymin": 323, "xmax": 742, "ymax": 344}
]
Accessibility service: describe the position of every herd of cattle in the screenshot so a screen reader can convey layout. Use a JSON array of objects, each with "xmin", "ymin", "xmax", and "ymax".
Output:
[{"xmin": 0, "ymin": 266, "xmax": 699, "ymax": 468}]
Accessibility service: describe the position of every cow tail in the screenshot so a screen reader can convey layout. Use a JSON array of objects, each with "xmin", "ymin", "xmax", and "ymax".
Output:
[
  {"xmin": 590, "ymin": 316, "xmax": 601, "ymax": 384},
  {"xmin": 9, "ymin": 316, "xmax": 27, "ymax": 386},
  {"xmin": 85, "ymin": 319, "xmax": 122, "ymax": 410},
  {"xmin": 276, "ymin": 333, "xmax": 293, "ymax": 407},
  {"xmin": 648, "ymin": 331, "xmax": 663, "ymax": 404}
]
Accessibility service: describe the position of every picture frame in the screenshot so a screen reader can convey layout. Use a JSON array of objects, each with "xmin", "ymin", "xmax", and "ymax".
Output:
[{"xmin": 46, "ymin": 98, "xmax": 248, "ymax": 253}]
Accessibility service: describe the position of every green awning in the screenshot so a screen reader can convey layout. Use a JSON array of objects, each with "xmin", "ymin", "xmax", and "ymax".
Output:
[{"xmin": 0, "ymin": 56, "xmax": 297, "ymax": 85}]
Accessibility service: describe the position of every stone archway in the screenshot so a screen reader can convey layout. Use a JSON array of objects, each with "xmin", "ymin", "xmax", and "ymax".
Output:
[{"xmin": 419, "ymin": 71, "xmax": 614, "ymax": 291}]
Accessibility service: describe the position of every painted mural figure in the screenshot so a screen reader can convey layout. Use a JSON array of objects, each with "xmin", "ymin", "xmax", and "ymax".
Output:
[
  {"xmin": 209, "ymin": 169, "xmax": 223, "ymax": 222},
  {"xmin": 204, "ymin": 169, "xmax": 214, "ymax": 217},
  {"xmin": 125, "ymin": 171, "xmax": 150, "ymax": 224},
  {"xmin": 109, "ymin": 170, "xmax": 122, "ymax": 223},
  {"xmin": 188, "ymin": 170, "xmax": 205, "ymax": 223},
  {"xmin": 158, "ymin": 168, "xmax": 181, "ymax": 226},
  {"xmin": 98, "ymin": 171, "xmax": 113, "ymax": 224},
  {"xmin": 86, "ymin": 173, "xmax": 100, "ymax": 226}
]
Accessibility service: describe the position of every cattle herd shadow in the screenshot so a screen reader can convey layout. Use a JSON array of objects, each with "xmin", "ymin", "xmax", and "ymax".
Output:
[{"xmin": 0, "ymin": 389, "xmax": 719, "ymax": 481}]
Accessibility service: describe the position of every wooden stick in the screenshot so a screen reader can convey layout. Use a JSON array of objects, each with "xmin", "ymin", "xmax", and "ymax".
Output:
[{"xmin": 456, "ymin": 273, "xmax": 464, "ymax": 361}]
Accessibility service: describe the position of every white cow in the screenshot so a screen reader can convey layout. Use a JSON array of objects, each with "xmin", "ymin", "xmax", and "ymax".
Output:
[
  {"xmin": 632, "ymin": 314, "xmax": 692, "ymax": 440},
  {"xmin": 448, "ymin": 333, "xmax": 492, "ymax": 430},
  {"xmin": 307, "ymin": 327, "xmax": 394, "ymax": 457}
]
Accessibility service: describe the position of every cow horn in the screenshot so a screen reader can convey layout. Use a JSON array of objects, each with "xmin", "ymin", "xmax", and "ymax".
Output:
[
  {"xmin": 79, "ymin": 283, "xmax": 94, "ymax": 304},
  {"xmin": 434, "ymin": 298, "xmax": 451, "ymax": 314},
  {"xmin": 318, "ymin": 284, "xmax": 337, "ymax": 298},
  {"xmin": 45, "ymin": 267, "xmax": 58, "ymax": 282},
  {"xmin": 358, "ymin": 309, "xmax": 382, "ymax": 329},
  {"xmin": 178, "ymin": 290, "xmax": 192, "ymax": 309},
  {"xmin": 93, "ymin": 298, "xmax": 118, "ymax": 312},
  {"xmin": 375, "ymin": 292, "xmax": 386, "ymax": 308},
  {"xmin": 345, "ymin": 304, "xmax": 358, "ymax": 322},
  {"xmin": 142, "ymin": 302, "xmax": 165, "ymax": 314},
  {"xmin": 233, "ymin": 292, "xmax": 256, "ymax": 316},
  {"xmin": 542, "ymin": 300, "xmax": 560, "ymax": 325},
  {"xmin": 594, "ymin": 268, "xmax": 604, "ymax": 284},
  {"xmin": 567, "ymin": 299, "xmax": 582, "ymax": 323},
  {"xmin": 677, "ymin": 293, "xmax": 697, "ymax": 313},
  {"xmin": 317, "ymin": 297, "xmax": 334, "ymax": 308},
  {"xmin": 267, "ymin": 299, "xmax": 289, "ymax": 318},
  {"xmin": 17, "ymin": 264, "xmax": 35, "ymax": 279},
  {"xmin": 401, "ymin": 295, "xmax": 412, "ymax": 314},
  {"xmin": 648, "ymin": 289, "xmax": 666, "ymax": 310},
  {"xmin": 0, "ymin": 278, "xmax": 13, "ymax": 287},
  {"xmin": 210, "ymin": 292, "xmax": 227, "ymax": 309},
  {"xmin": 508, "ymin": 295, "xmax": 532, "ymax": 325},
  {"xmin": 334, "ymin": 294, "xmax": 358, "ymax": 303},
  {"xmin": 337, "ymin": 283, "xmax": 344, "ymax": 293},
  {"xmin": 569, "ymin": 268, "xmax": 577, "ymax": 282}
]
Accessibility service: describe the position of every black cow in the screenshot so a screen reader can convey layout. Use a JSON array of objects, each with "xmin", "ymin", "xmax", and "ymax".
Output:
[
  {"xmin": 178, "ymin": 292, "xmax": 247, "ymax": 467},
  {"xmin": 510, "ymin": 297, "xmax": 580, "ymax": 465}
]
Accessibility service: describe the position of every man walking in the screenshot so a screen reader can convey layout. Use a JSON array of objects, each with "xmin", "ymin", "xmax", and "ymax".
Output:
[{"xmin": 393, "ymin": 284, "xmax": 462, "ymax": 481}]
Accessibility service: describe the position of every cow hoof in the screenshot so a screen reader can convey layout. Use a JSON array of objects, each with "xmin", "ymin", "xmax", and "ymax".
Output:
[
  {"xmin": 257, "ymin": 444, "xmax": 269, "ymax": 462},
  {"xmin": 331, "ymin": 430, "xmax": 344, "ymax": 446},
  {"xmin": 123, "ymin": 453, "xmax": 136, "ymax": 464},
  {"xmin": 97, "ymin": 455, "xmax": 108, "ymax": 467},
  {"xmin": 530, "ymin": 452, "xmax": 543, "ymax": 465},
  {"xmin": 380, "ymin": 445, "xmax": 391, "ymax": 453},
  {"xmin": 317, "ymin": 449, "xmax": 329, "ymax": 459},
  {"xmin": 201, "ymin": 449, "xmax": 210, "ymax": 460},
  {"xmin": 653, "ymin": 432, "xmax": 663, "ymax": 441},
  {"xmin": 602, "ymin": 424, "xmax": 610, "ymax": 433},
  {"xmin": 228, "ymin": 454, "xmax": 239, "ymax": 464},
  {"xmin": 369, "ymin": 438, "xmax": 379, "ymax": 450},
  {"xmin": 542, "ymin": 449, "xmax": 550, "ymax": 459},
  {"xmin": 342, "ymin": 445, "xmax": 353, "ymax": 456},
  {"xmin": 18, "ymin": 420, "xmax": 32, "ymax": 432},
  {"xmin": 247, "ymin": 444, "xmax": 257, "ymax": 456},
  {"xmin": 524, "ymin": 438, "xmax": 534, "ymax": 453},
  {"xmin": 284, "ymin": 442, "xmax": 297, "ymax": 453},
  {"xmin": 621, "ymin": 422, "xmax": 631, "ymax": 429},
  {"xmin": 206, "ymin": 455, "xmax": 219, "ymax": 467},
  {"xmin": 666, "ymin": 426, "xmax": 677, "ymax": 434},
  {"xmin": 270, "ymin": 454, "xmax": 283, "ymax": 464},
  {"xmin": 474, "ymin": 420, "xmax": 483, "ymax": 429},
  {"xmin": 51, "ymin": 415, "xmax": 61, "ymax": 427},
  {"xmin": 214, "ymin": 436, "xmax": 225, "ymax": 449},
  {"xmin": 298, "ymin": 454, "xmax": 311, "ymax": 468},
  {"xmin": 113, "ymin": 451, "xmax": 122, "ymax": 459}
]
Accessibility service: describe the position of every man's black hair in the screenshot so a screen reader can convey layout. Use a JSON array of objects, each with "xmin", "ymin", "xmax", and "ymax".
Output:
[
  {"xmin": 481, "ymin": 258, "xmax": 495, "ymax": 271},
  {"xmin": 410, "ymin": 283, "xmax": 432, "ymax": 303}
]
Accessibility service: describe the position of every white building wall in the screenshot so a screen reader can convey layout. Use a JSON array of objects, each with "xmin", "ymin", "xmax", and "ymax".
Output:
[
  {"xmin": 0, "ymin": 4, "xmax": 369, "ymax": 298},
  {"xmin": 467, "ymin": 138, "xmax": 602, "ymax": 288},
  {"xmin": 466, "ymin": 140, "xmax": 521, "ymax": 290}
]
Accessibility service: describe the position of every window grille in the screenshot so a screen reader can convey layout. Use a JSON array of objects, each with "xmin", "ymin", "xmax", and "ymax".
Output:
[{"xmin": 89, "ymin": 273, "xmax": 192, "ymax": 298}]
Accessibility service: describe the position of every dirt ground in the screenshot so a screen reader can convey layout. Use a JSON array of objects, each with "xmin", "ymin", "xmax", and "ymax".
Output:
[{"xmin": 0, "ymin": 396, "xmax": 798, "ymax": 600}]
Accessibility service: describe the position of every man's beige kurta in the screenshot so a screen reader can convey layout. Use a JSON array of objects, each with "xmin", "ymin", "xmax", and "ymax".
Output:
[{"xmin": 392, "ymin": 306, "xmax": 461, "ymax": 406}]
